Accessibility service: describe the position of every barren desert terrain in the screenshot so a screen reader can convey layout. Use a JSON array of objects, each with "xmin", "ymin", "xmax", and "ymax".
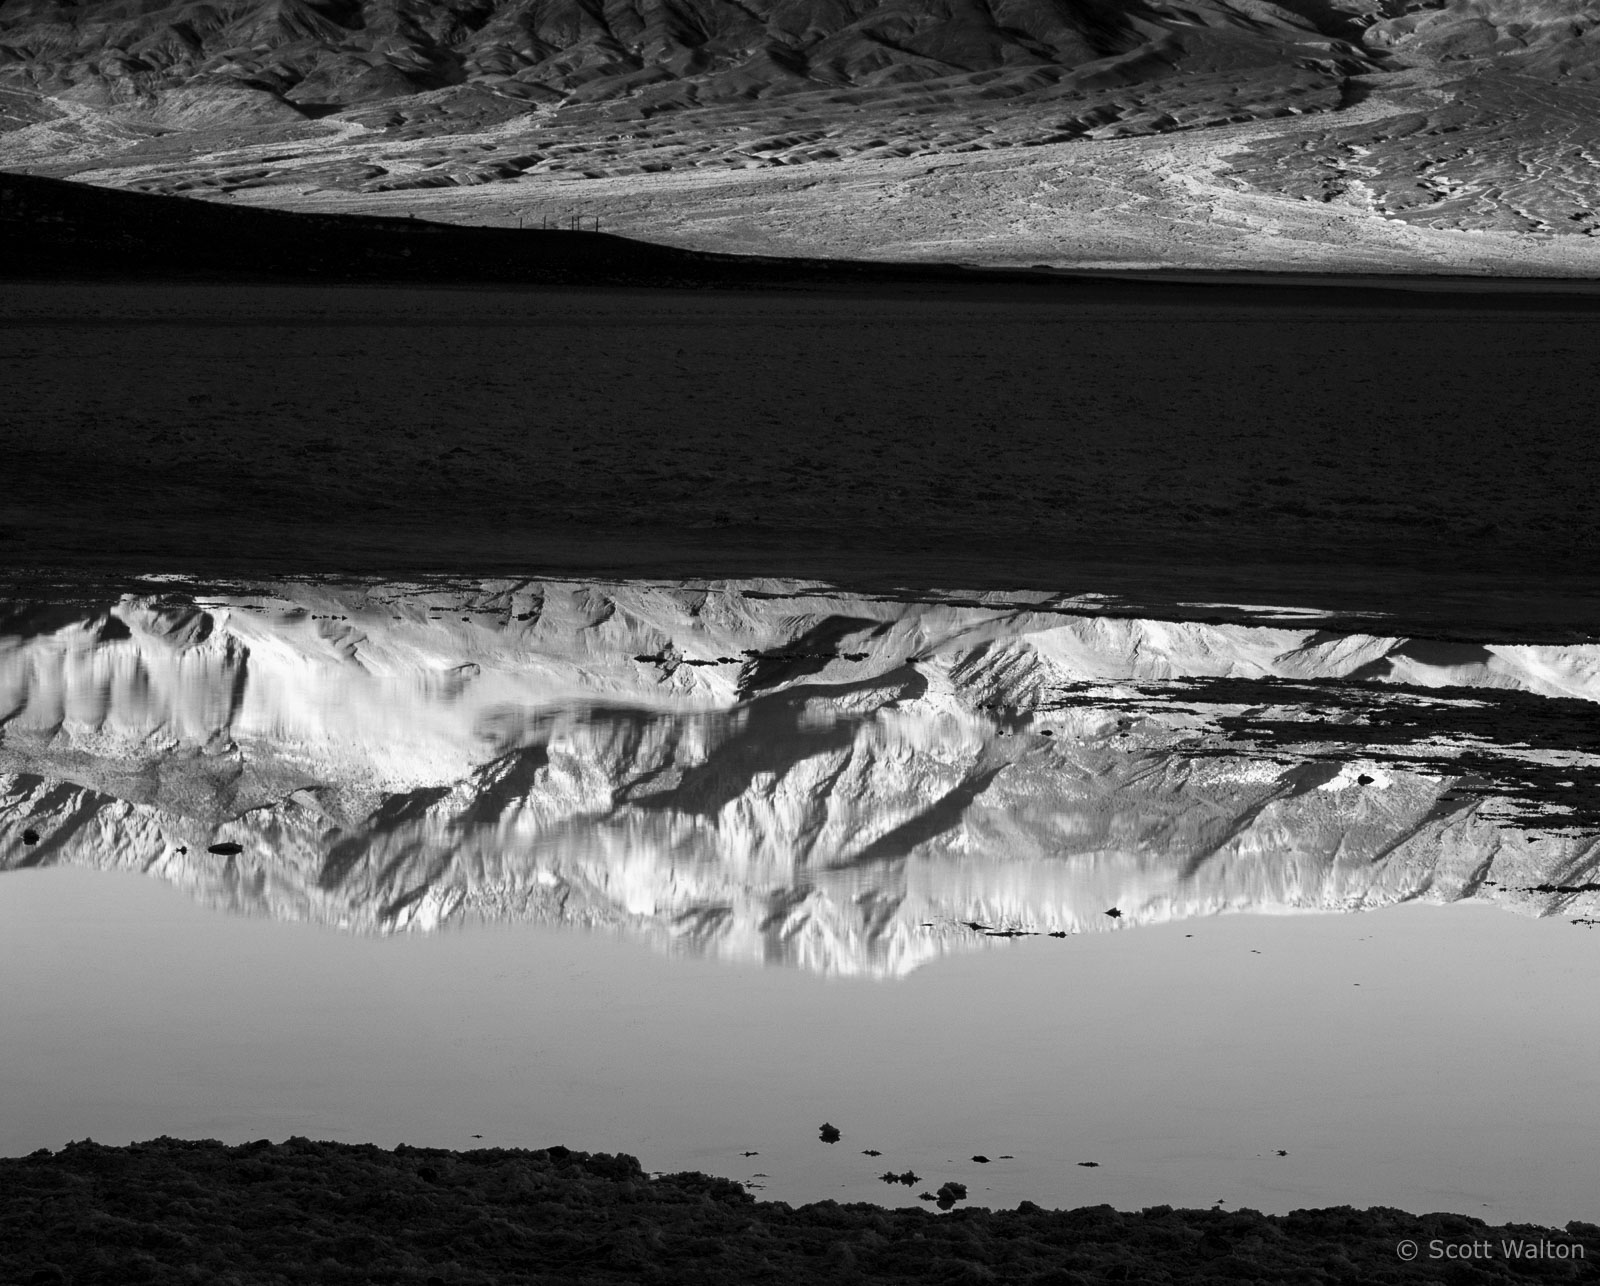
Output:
[
  {"xmin": 12, "ymin": 64, "xmax": 1600, "ymax": 274},
  {"xmin": 8, "ymin": 0, "xmax": 1600, "ymax": 271}
]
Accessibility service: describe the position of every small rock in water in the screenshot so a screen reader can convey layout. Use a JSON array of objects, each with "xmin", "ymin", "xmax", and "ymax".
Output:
[
  {"xmin": 818, "ymin": 1123, "xmax": 841, "ymax": 1144},
  {"xmin": 22, "ymin": 829, "xmax": 40, "ymax": 845},
  {"xmin": 208, "ymin": 842, "xmax": 243, "ymax": 856},
  {"xmin": 880, "ymin": 1170, "xmax": 920, "ymax": 1186},
  {"xmin": 861, "ymin": 1149, "xmax": 881, "ymax": 1157},
  {"xmin": 971, "ymin": 1155, "xmax": 990, "ymax": 1163},
  {"xmin": 1078, "ymin": 1161, "xmax": 1100, "ymax": 1168}
]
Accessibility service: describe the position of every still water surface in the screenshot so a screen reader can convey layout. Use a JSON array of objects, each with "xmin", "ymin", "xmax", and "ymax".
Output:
[
  {"xmin": 2, "ymin": 869, "xmax": 1597, "ymax": 1223},
  {"xmin": 2, "ymin": 577, "xmax": 1598, "ymax": 1224}
]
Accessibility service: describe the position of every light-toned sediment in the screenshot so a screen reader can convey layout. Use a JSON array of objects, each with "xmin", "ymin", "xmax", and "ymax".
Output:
[{"xmin": 195, "ymin": 67, "xmax": 1600, "ymax": 274}]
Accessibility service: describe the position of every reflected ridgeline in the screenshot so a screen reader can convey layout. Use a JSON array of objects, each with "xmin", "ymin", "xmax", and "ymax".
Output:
[{"xmin": 3, "ymin": 578, "xmax": 1598, "ymax": 975}]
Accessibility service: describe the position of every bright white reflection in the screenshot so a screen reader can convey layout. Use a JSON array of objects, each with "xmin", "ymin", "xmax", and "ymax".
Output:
[{"xmin": 2, "ymin": 578, "xmax": 1598, "ymax": 976}]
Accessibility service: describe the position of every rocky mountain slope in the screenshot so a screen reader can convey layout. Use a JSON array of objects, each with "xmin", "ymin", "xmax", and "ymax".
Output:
[
  {"xmin": 4, "ymin": 578, "xmax": 1597, "ymax": 975},
  {"xmin": 1366, "ymin": 0, "xmax": 1600, "ymax": 79},
  {"xmin": 0, "ymin": 0, "xmax": 1374, "ymax": 213},
  {"xmin": 0, "ymin": 0, "xmax": 1368, "ymax": 122}
]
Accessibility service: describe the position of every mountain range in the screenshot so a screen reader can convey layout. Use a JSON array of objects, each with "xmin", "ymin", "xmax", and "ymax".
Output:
[{"xmin": 7, "ymin": 0, "xmax": 1600, "ymax": 268}]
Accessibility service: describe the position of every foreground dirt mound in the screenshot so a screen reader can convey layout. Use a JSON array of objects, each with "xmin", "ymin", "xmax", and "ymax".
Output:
[{"xmin": 3, "ymin": 1138, "xmax": 1595, "ymax": 1284}]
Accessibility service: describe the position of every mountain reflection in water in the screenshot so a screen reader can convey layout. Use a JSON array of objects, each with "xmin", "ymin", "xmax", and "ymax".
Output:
[{"xmin": 3, "ymin": 577, "xmax": 1598, "ymax": 975}]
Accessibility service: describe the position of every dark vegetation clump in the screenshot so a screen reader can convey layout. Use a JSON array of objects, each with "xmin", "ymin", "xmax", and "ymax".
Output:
[{"xmin": 1, "ymin": 1138, "xmax": 1596, "ymax": 1284}]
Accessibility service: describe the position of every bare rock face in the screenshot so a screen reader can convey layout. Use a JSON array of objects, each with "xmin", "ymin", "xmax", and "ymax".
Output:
[
  {"xmin": 1366, "ymin": 0, "xmax": 1600, "ymax": 80},
  {"xmin": 3, "ymin": 578, "xmax": 1597, "ymax": 976}
]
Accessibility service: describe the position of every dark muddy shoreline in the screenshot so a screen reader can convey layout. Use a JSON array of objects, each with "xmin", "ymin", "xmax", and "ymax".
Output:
[{"xmin": 4, "ymin": 1138, "xmax": 1596, "ymax": 1285}]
